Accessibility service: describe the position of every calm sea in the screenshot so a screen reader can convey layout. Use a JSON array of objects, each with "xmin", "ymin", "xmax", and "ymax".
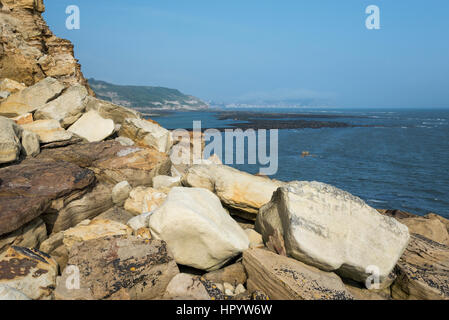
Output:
[{"xmin": 152, "ymin": 108, "xmax": 449, "ymax": 218}]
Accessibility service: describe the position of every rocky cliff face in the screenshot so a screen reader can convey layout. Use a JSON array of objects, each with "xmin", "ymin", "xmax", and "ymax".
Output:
[{"xmin": 0, "ymin": 0, "xmax": 93, "ymax": 94}]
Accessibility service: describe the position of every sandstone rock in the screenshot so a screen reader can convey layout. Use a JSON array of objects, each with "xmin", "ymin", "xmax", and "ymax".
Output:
[
  {"xmin": 62, "ymin": 219, "xmax": 133, "ymax": 249},
  {"xmin": 119, "ymin": 118, "xmax": 172, "ymax": 153},
  {"xmin": 391, "ymin": 235, "xmax": 449, "ymax": 300},
  {"xmin": 34, "ymin": 84, "xmax": 88, "ymax": 127},
  {"xmin": 12, "ymin": 113, "xmax": 33, "ymax": 125},
  {"xmin": 39, "ymin": 231, "xmax": 67, "ymax": 270},
  {"xmin": 345, "ymin": 283, "xmax": 391, "ymax": 300},
  {"xmin": 182, "ymin": 164, "xmax": 284, "ymax": 220},
  {"xmin": 245, "ymin": 229, "xmax": 264, "ymax": 249},
  {"xmin": 204, "ymin": 262, "xmax": 247, "ymax": 286},
  {"xmin": 149, "ymin": 187, "xmax": 249, "ymax": 271},
  {"xmin": 54, "ymin": 236, "xmax": 179, "ymax": 300},
  {"xmin": 400, "ymin": 217, "xmax": 449, "ymax": 246},
  {"xmin": 0, "ymin": 284, "xmax": 31, "ymax": 300},
  {"xmin": 0, "ymin": 217, "xmax": 47, "ymax": 254},
  {"xmin": 163, "ymin": 273, "xmax": 224, "ymax": 300},
  {"xmin": 0, "ymin": 159, "xmax": 95, "ymax": 236},
  {"xmin": 115, "ymin": 136, "xmax": 135, "ymax": 146},
  {"xmin": 94, "ymin": 206, "xmax": 135, "ymax": 225},
  {"xmin": 21, "ymin": 129, "xmax": 40, "ymax": 157},
  {"xmin": 425, "ymin": 213, "xmax": 449, "ymax": 233},
  {"xmin": 22, "ymin": 119, "xmax": 73, "ymax": 143},
  {"xmin": 84, "ymin": 96, "xmax": 141, "ymax": 124},
  {"xmin": 68, "ymin": 110, "xmax": 115, "ymax": 142},
  {"xmin": 112, "ymin": 181, "xmax": 132, "ymax": 205},
  {"xmin": 124, "ymin": 187, "xmax": 167, "ymax": 216},
  {"xmin": 0, "ymin": 115, "xmax": 22, "ymax": 163},
  {"xmin": 0, "ymin": 246, "xmax": 58, "ymax": 300},
  {"xmin": 243, "ymin": 248, "xmax": 353, "ymax": 300},
  {"xmin": 256, "ymin": 181, "xmax": 410, "ymax": 284},
  {"xmin": 153, "ymin": 175, "xmax": 181, "ymax": 189},
  {"xmin": 0, "ymin": 78, "xmax": 25, "ymax": 93},
  {"xmin": 0, "ymin": 78, "xmax": 64, "ymax": 117}
]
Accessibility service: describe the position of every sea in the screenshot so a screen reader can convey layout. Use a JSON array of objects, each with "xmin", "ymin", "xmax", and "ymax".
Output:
[{"xmin": 152, "ymin": 108, "xmax": 449, "ymax": 218}]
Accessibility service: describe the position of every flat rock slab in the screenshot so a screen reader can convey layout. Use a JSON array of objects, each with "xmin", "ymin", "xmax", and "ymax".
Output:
[
  {"xmin": 55, "ymin": 236, "xmax": 179, "ymax": 300},
  {"xmin": 243, "ymin": 248, "xmax": 353, "ymax": 300},
  {"xmin": 0, "ymin": 159, "xmax": 95, "ymax": 235}
]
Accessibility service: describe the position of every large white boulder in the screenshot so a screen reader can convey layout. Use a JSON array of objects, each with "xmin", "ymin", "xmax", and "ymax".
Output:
[
  {"xmin": 149, "ymin": 187, "xmax": 249, "ymax": 271},
  {"xmin": 0, "ymin": 116, "xmax": 22, "ymax": 164},
  {"xmin": 68, "ymin": 110, "xmax": 115, "ymax": 142},
  {"xmin": 256, "ymin": 181, "xmax": 410, "ymax": 284},
  {"xmin": 119, "ymin": 118, "xmax": 172, "ymax": 153}
]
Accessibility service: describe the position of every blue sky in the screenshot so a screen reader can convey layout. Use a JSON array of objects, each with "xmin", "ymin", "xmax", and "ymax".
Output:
[{"xmin": 44, "ymin": 0, "xmax": 449, "ymax": 108}]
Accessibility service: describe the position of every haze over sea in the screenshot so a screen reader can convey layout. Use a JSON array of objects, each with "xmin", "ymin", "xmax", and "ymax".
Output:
[{"xmin": 153, "ymin": 108, "xmax": 449, "ymax": 218}]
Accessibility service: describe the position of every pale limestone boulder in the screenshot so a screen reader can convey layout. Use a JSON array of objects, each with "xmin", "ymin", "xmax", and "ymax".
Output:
[
  {"xmin": 34, "ymin": 84, "xmax": 88, "ymax": 128},
  {"xmin": 119, "ymin": 118, "xmax": 172, "ymax": 153},
  {"xmin": 0, "ymin": 116, "xmax": 22, "ymax": 163},
  {"xmin": 127, "ymin": 212, "xmax": 153, "ymax": 231},
  {"xmin": 163, "ymin": 273, "xmax": 224, "ymax": 300},
  {"xmin": 112, "ymin": 181, "xmax": 132, "ymax": 205},
  {"xmin": 0, "ymin": 77, "xmax": 64, "ymax": 117},
  {"xmin": 22, "ymin": 119, "xmax": 73, "ymax": 143},
  {"xmin": 84, "ymin": 96, "xmax": 141, "ymax": 124},
  {"xmin": 0, "ymin": 285, "xmax": 31, "ymax": 300},
  {"xmin": 0, "ymin": 246, "xmax": 58, "ymax": 300},
  {"xmin": 256, "ymin": 181, "xmax": 410, "ymax": 283},
  {"xmin": 68, "ymin": 110, "xmax": 115, "ymax": 142},
  {"xmin": 243, "ymin": 248, "xmax": 353, "ymax": 300},
  {"xmin": 152, "ymin": 175, "xmax": 181, "ymax": 189},
  {"xmin": 149, "ymin": 187, "xmax": 250, "ymax": 271},
  {"xmin": 182, "ymin": 164, "xmax": 284, "ymax": 220},
  {"xmin": 124, "ymin": 187, "xmax": 167, "ymax": 216},
  {"xmin": 21, "ymin": 130, "xmax": 40, "ymax": 157}
]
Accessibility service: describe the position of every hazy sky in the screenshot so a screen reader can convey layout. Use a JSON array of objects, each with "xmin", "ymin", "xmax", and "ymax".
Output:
[{"xmin": 44, "ymin": 0, "xmax": 449, "ymax": 108}]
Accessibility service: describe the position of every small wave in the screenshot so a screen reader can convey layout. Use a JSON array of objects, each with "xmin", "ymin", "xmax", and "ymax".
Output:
[{"xmin": 368, "ymin": 199, "xmax": 387, "ymax": 203}]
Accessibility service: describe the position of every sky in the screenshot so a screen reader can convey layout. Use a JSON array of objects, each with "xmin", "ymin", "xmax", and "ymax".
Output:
[{"xmin": 44, "ymin": 0, "xmax": 449, "ymax": 108}]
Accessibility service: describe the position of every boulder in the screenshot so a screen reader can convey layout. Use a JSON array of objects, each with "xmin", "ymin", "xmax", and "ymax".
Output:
[
  {"xmin": 54, "ymin": 236, "xmax": 179, "ymax": 300},
  {"xmin": 0, "ymin": 285, "xmax": 31, "ymax": 300},
  {"xmin": 34, "ymin": 84, "xmax": 88, "ymax": 127},
  {"xmin": 124, "ymin": 187, "xmax": 167, "ymax": 216},
  {"xmin": 0, "ymin": 159, "xmax": 95, "ymax": 236},
  {"xmin": 12, "ymin": 113, "xmax": 33, "ymax": 125},
  {"xmin": 163, "ymin": 273, "xmax": 224, "ymax": 300},
  {"xmin": 391, "ymin": 235, "xmax": 449, "ymax": 300},
  {"xmin": 400, "ymin": 217, "xmax": 449, "ymax": 246},
  {"xmin": 84, "ymin": 96, "xmax": 141, "ymax": 124},
  {"xmin": 256, "ymin": 181, "xmax": 410, "ymax": 283},
  {"xmin": 149, "ymin": 187, "xmax": 249, "ymax": 271},
  {"xmin": 204, "ymin": 262, "xmax": 247, "ymax": 286},
  {"xmin": 0, "ymin": 116, "xmax": 22, "ymax": 164},
  {"xmin": 0, "ymin": 78, "xmax": 26, "ymax": 94},
  {"xmin": 425, "ymin": 213, "xmax": 449, "ymax": 233},
  {"xmin": 94, "ymin": 206, "xmax": 135, "ymax": 225},
  {"xmin": 0, "ymin": 217, "xmax": 47, "ymax": 255},
  {"xmin": 0, "ymin": 78, "xmax": 65, "ymax": 117},
  {"xmin": 119, "ymin": 118, "xmax": 172, "ymax": 153},
  {"xmin": 243, "ymin": 248, "xmax": 353, "ymax": 300},
  {"xmin": 245, "ymin": 229, "xmax": 264, "ymax": 249},
  {"xmin": 182, "ymin": 165, "xmax": 284, "ymax": 220},
  {"xmin": 0, "ymin": 246, "xmax": 58, "ymax": 300},
  {"xmin": 153, "ymin": 175, "xmax": 181, "ymax": 189},
  {"xmin": 112, "ymin": 181, "xmax": 132, "ymax": 205},
  {"xmin": 67, "ymin": 110, "xmax": 115, "ymax": 142},
  {"xmin": 22, "ymin": 119, "xmax": 73, "ymax": 143},
  {"xmin": 21, "ymin": 130, "xmax": 40, "ymax": 157}
]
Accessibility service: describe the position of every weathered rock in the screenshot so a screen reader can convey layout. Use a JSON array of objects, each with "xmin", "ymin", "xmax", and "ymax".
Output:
[
  {"xmin": 22, "ymin": 119, "xmax": 73, "ymax": 143},
  {"xmin": 0, "ymin": 115, "xmax": 22, "ymax": 163},
  {"xmin": 204, "ymin": 262, "xmax": 247, "ymax": 286},
  {"xmin": 0, "ymin": 78, "xmax": 25, "ymax": 94},
  {"xmin": 115, "ymin": 136, "xmax": 135, "ymax": 146},
  {"xmin": 94, "ymin": 206, "xmax": 135, "ymax": 225},
  {"xmin": 0, "ymin": 284, "xmax": 31, "ymax": 300},
  {"xmin": 344, "ymin": 283, "xmax": 391, "ymax": 300},
  {"xmin": 54, "ymin": 236, "xmax": 179, "ymax": 300},
  {"xmin": 112, "ymin": 181, "xmax": 132, "ymax": 205},
  {"xmin": 182, "ymin": 164, "xmax": 284, "ymax": 219},
  {"xmin": 21, "ymin": 129, "xmax": 40, "ymax": 157},
  {"xmin": 68, "ymin": 110, "xmax": 115, "ymax": 142},
  {"xmin": 47, "ymin": 183, "xmax": 113, "ymax": 234},
  {"xmin": 245, "ymin": 229, "xmax": 264, "ymax": 249},
  {"xmin": 0, "ymin": 78, "xmax": 64, "ymax": 116},
  {"xmin": 12, "ymin": 112, "xmax": 33, "ymax": 125},
  {"xmin": 0, "ymin": 217, "xmax": 47, "ymax": 254},
  {"xmin": 391, "ymin": 235, "xmax": 449, "ymax": 300},
  {"xmin": 0, "ymin": 91, "xmax": 10, "ymax": 100},
  {"xmin": 127, "ymin": 212, "xmax": 153, "ymax": 231},
  {"xmin": 0, "ymin": 159, "xmax": 95, "ymax": 236},
  {"xmin": 243, "ymin": 248, "xmax": 353, "ymax": 300},
  {"xmin": 119, "ymin": 118, "xmax": 172, "ymax": 153},
  {"xmin": 124, "ymin": 187, "xmax": 167, "ymax": 216},
  {"xmin": 377, "ymin": 209, "xmax": 417, "ymax": 220},
  {"xmin": 153, "ymin": 175, "xmax": 181, "ymax": 189},
  {"xmin": 84, "ymin": 96, "xmax": 141, "ymax": 124},
  {"xmin": 163, "ymin": 273, "xmax": 224, "ymax": 300},
  {"xmin": 149, "ymin": 187, "xmax": 249, "ymax": 271},
  {"xmin": 34, "ymin": 84, "xmax": 88, "ymax": 127},
  {"xmin": 39, "ymin": 231, "xmax": 67, "ymax": 270},
  {"xmin": 256, "ymin": 181, "xmax": 410, "ymax": 284},
  {"xmin": 425, "ymin": 213, "xmax": 449, "ymax": 233},
  {"xmin": 400, "ymin": 217, "xmax": 449, "ymax": 246},
  {"xmin": 0, "ymin": 246, "xmax": 58, "ymax": 300}
]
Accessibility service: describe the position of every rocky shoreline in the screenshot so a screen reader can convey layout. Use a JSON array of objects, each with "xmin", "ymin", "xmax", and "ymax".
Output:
[{"xmin": 0, "ymin": 0, "xmax": 448, "ymax": 301}]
